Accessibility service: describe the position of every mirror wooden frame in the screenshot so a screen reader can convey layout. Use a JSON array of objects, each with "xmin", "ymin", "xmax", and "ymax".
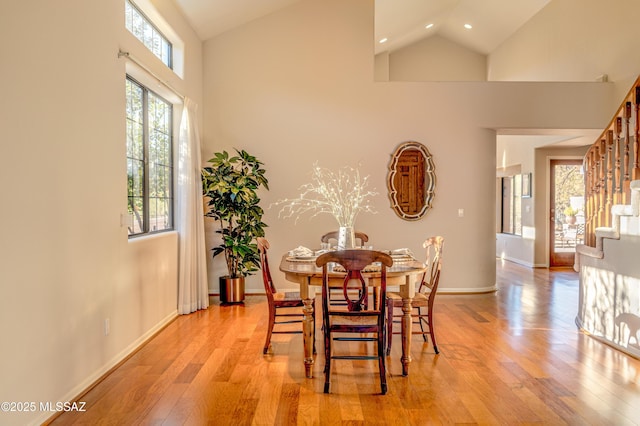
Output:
[{"xmin": 387, "ymin": 141, "xmax": 436, "ymax": 221}]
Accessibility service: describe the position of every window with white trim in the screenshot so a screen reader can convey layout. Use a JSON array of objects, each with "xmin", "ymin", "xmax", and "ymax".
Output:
[
  {"xmin": 500, "ymin": 174, "xmax": 522, "ymax": 236},
  {"xmin": 125, "ymin": 0, "xmax": 172, "ymax": 68},
  {"xmin": 126, "ymin": 76, "xmax": 173, "ymax": 236}
]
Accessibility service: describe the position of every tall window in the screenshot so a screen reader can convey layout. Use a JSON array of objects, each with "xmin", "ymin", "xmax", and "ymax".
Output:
[
  {"xmin": 125, "ymin": 0, "xmax": 172, "ymax": 68},
  {"xmin": 501, "ymin": 174, "xmax": 522, "ymax": 235},
  {"xmin": 126, "ymin": 77, "xmax": 173, "ymax": 236}
]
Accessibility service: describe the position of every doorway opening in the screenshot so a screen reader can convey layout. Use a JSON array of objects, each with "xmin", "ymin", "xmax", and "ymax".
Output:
[{"xmin": 549, "ymin": 159, "xmax": 585, "ymax": 267}]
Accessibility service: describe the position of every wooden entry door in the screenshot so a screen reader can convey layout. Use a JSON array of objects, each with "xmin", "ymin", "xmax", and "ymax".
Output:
[{"xmin": 549, "ymin": 160, "xmax": 585, "ymax": 267}]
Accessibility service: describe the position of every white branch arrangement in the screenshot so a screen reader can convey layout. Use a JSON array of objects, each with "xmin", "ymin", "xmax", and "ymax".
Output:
[{"xmin": 273, "ymin": 164, "xmax": 378, "ymax": 227}]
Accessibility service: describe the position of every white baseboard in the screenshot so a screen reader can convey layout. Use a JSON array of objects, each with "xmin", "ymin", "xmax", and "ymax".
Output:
[
  {"xmin": 254, "ymin": 286, "xmax": 499, "ymax": 295},
  {"xmin": 500, "ymin": 255, "xmax": 536, "ymax": 268},
  {"xmin": 438, "ymin": 284, "xmax": 498, "ymax": 294}
]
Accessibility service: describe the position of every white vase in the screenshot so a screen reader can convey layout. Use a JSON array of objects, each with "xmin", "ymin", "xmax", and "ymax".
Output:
[{"xmin": 337, "ymin": 226, "xmax": 356, "ymax": 249}]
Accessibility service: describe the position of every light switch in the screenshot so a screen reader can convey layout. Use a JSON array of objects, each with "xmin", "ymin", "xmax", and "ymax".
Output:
[
  {"xmin": 458, "ymin": 208, "xmax": 464, "ymax": 217},
  {"xmin": 120, "ymin": 213, "xmax": 132, "ymax": 228}
]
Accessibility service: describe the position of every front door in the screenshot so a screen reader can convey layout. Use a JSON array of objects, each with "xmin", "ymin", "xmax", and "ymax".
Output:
[{"xmin": 549, "ymin": 160, "xmax": 585, "ymax": 267}]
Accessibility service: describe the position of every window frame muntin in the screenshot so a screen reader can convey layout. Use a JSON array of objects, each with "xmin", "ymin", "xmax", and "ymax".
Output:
[
  {"xmin": 500, "ymin": 174, "xmax": 522, "ymax": 236},
  {"xmin": 126, "ymin": 75, "xmax": 174, "ymax": 237},
  {"xmin": 125, "ymin": 0, "xmax": 173, "ymax": 69}
]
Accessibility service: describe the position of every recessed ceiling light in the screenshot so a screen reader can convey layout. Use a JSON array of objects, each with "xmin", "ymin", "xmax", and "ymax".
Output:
[
  {"xmin": 379, "ymin": 38, "xmax": 388, "ymax": 44},
  {"xmin": 464, "ymin": 23, "xmax": 473, "ymax": 29},
  {"xmin": 425, "ymin": 23, "xmax": 434, "ymax": 29}
]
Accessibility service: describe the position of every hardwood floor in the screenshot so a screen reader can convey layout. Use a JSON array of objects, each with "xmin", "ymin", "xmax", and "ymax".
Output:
[{"xmin": 49, "ymin": 260, "xmax": 640, "ymax": 425}]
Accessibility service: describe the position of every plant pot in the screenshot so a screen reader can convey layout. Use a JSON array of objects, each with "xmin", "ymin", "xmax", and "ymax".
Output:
[
  {"xmin": 219, "ymin": 276, "xmax": 245, "ymax": 304},
  {"xmin": 565, "ymin": 215, "xmax": 577, "ymax": 225}
]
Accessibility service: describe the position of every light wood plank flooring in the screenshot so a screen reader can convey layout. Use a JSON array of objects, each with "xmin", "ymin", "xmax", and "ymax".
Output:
[{"xmin": 49, "ymin": 260, "xmax": 640, "ymax": 425}]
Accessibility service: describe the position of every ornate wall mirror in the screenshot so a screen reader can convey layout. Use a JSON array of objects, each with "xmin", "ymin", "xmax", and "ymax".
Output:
[{"xmin": 387, "ymin": 141, "xmax": 436, "ymax": 220}]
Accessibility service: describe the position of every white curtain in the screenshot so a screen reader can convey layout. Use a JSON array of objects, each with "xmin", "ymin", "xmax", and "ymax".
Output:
[{"xmin": 177, "ymin": 98, "xmax": 209, "ymax": 314}]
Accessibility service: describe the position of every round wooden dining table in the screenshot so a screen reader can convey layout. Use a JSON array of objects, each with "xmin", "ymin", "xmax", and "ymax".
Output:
[{"xmin": 279, "ymin": 253, "xmax": 427, "ymax": 378}]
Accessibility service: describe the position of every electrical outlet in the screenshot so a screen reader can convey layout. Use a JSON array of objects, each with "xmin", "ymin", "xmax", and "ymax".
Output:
[
  {"xmin": 104, "ymin": 318, "xmax": 110, "ymax": 336},
  {"xmin": 458, "ymin": 208, "xmax": 464, "ymax": 217}
]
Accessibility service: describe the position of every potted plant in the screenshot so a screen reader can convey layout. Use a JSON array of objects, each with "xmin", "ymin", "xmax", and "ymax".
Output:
[
  {"xmin": 564, "ymin": 206, "xmax": 578, "ymax": 224},
  {"xmin": 202, "ymin": 149, "xmax": 269, "ymax": 303}
]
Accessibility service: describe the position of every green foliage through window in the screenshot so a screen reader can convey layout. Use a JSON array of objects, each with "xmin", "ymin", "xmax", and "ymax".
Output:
[
  {"xmin": 554, "ymin": 165, "xmax": 584, "ymax": 224},
  {"xmin": 126, "ymin": 77, "xmax": 173, "ymax": 236},
  {"xmin": 125, "ymin": 0, "xmax": 172, "ymax": 68}
]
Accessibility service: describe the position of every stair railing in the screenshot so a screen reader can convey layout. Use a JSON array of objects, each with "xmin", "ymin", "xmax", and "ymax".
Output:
[{"xmin": 583, "ymin": 76, "xmax": 640, "ymax": 246}]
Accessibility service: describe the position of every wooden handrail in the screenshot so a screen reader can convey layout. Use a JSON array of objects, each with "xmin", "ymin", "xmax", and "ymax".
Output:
[{"xmin": 583, "ymin": 76, "xmax": 640, "ymax": 246}]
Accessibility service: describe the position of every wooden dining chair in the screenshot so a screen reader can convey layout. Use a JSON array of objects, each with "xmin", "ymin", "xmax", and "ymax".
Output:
[
  {"xmin": 320, "ymin": 230, "xmax": 369, "ymax": 247},
  {"xmin": 321, "ymin": 230, "xmax": 371, "ymax": 307},
  {"xmin": 386, "ymin": 236, "xmax": 444, "ymax": 355},
  {"xmin": 316, "ymin": 249, "xmax": 392, "ymax": 394},
  {"xmin": 257, "ymin": 237, "xmax": 314, "ymax": 354}
]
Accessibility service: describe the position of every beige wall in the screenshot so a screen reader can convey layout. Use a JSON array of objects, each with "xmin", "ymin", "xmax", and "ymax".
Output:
[
  {"xmin": 0, "ymin": 0, "xmax": 202, "ymax": 424},
  {"xmin": 374, "ymin": 51, "xmax": 390, "ymax": 82},
  {"xmin": 201, "ymin": 0, "xmax": 613, "ymax": 296},
  {"xmin": 386, "ymin": 35, "xmax": 487, "ymax": 82},
  {"xmin": 489, "ymin": 0, "xmax": 640, "ymax": 91}
]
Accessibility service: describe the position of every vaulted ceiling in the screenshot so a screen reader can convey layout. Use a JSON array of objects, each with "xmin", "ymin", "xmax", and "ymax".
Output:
[
  {"xmin": 173, "ymin": 0, "xmax": 593, "ymax": 147},
  {"xmin": 174, "ymin": 0, "xmax": 551, "ymax": 55},
  {"xmin": 173, "ymin": 0, "xmax": 301, "ymax": 42},
  {"xmin": 374, "ymin": 0, "xmax": 550, "ymax": 55}
]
